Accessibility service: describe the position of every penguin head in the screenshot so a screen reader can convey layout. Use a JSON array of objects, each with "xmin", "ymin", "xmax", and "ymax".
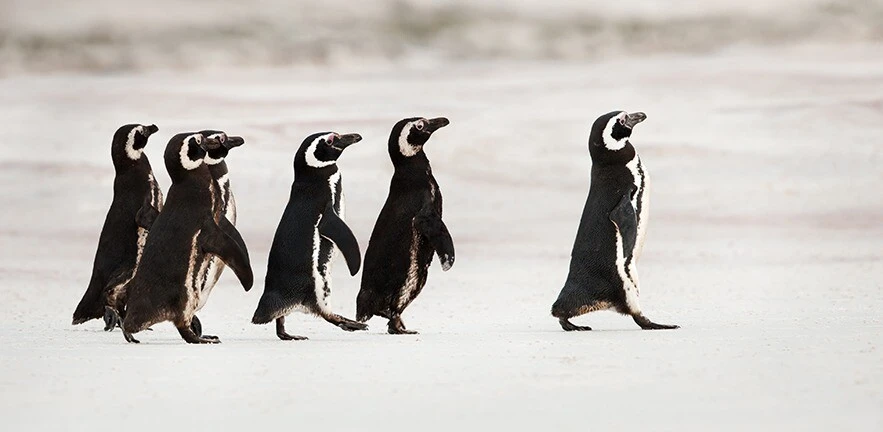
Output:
[
  {"xmin": 164, "ymin": 132, "xmax": 217, "ymax": 181},
  {"xmin": 111, "ymin": 123, "xmax": 159, "ymax": 166},
  {"xmin": 199, "ymin": 130, "xmax": 245, "ymax": 166},
  {"xmin": 294, "ymin": 131, "xmax": 362, "ymax": 172},
  {"xmin": 588, "ymin": 111, "xmax": 646, "ymax": 163},
  {"xmin": 388, "ymin": 117, "xmax": 450, "ymax": 161}
]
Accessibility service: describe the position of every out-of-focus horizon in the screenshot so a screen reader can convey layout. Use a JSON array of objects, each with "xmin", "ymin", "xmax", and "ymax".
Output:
[{"xmin": 1, "ymin": 0, "xmax": 881, "ymax": 75}]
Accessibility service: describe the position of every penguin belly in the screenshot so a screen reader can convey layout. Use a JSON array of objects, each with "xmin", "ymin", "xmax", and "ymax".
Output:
[{"xmin": 396, "ymin": 229, "xmax": 431, "ymax": 312}]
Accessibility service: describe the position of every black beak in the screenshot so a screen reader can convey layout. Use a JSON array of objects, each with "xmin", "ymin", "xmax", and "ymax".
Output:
[
  {"xmin": 623, "ymin": 112, "xmax": 647, "ymax": 128},
  {"xmin": 143, "ymin": 124, "xmax": 159, "ymax": 137},
  {"xmin": 224, "ymin": 136, "xmax": 245, "ymax": 149},
  {"xmin": 425, "ymin": 117, "xmax": 450, "ymax": 133},
  {"xmin": 331, "ymin": 133, "xmax": 362, "ymax": 150}
]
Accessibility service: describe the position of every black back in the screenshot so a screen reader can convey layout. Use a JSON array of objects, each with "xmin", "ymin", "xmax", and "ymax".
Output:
[
  {"xmin": 72, "ymin": 123, "xmax": 160, "ymax": 324},
  {"xmin": 553, "ymin": 111, "xmax": 641, "ymax": 315},
  {"xmin": 252, "ymin": 132, "xmax": 346, "ymax": 322},
  {"xmin": 357, "ymin": 118, "xmax": 445, "ymax": 320},
  {"xmin": 122, "ymin": 133, "xmax": 213, "ymax": 332}
]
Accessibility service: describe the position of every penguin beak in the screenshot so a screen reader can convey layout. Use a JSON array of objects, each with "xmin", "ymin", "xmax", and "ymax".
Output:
[
  {"xmin": 623, "ymin": 112, "xmax": 647, "ymax": 129},
  {"xmin": 331, "ymin": 133, "xmax": 362, "ymax": 150},
  {"xmin": 425, "ymin": 117, "xmax": 450, "ymax": 133},
  {"xmin": 143, "ymin": 124, "xmax": 159, "ymax": 137},
  {"xmin": 223, "ymin": 136, "xmax": 245, "ymax": 149}
]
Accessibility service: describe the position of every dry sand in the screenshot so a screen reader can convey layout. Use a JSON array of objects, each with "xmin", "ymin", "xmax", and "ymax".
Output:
[{"xmin": 0, "ymin": 43, "xmax": 881, "ymax": 430}]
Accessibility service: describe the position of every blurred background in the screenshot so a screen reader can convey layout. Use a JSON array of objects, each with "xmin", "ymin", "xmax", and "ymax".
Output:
[
  {"xmin": 1, "ymin": 0, "xmax": 882, "ymax": 75},
  {"xmin": 1, "ymin": 1, "xmax": 881, "ymax": 431}
]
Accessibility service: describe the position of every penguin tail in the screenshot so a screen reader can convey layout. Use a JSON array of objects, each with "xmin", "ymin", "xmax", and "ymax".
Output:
[
  {"xmin": 72, "ymin": 276, "xmax": 107, "ymax": 325},
  {"xmin": 251, "ymin": 290, "xmax": 285, "ymax": 325}
]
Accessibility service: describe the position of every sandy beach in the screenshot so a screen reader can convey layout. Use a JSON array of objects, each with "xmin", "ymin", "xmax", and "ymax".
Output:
[{"xmin": 0, "ymin": 1, "xmax": 881, "ymax": 430}]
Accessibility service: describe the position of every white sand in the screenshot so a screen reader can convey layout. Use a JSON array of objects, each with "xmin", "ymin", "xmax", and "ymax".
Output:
[{"xmin": 0, "ymin": 42, "xmax": 881, "ymax": 430}]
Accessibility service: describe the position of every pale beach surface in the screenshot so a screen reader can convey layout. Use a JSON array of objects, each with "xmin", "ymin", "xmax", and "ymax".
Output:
[{"xmin": 0, "ymin": 1, "xmax": 881, "ymax": 431}]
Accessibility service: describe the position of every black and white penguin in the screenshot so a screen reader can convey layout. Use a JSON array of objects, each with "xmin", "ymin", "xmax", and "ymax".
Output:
[
  {"xmin": 356, "ymin": 117, "xmax": 454, "ymax": 335},
  {"xmin": 551, "ymin": 111, "xmax": 678, "ymax": 331},
  {"xmin": 251, "ymin": 132, "xmax": 367, "ymax": 341},
  {"xmin": 72, "ymin": 123, "xmax": 162, "ymax": 326},
  {"xmin": 187, "ymin": 130, "xmax": 246, "ymax": 337},
  {"xmin": 114, "ymin": 132, "xmax": 253, "ymax": 344}
]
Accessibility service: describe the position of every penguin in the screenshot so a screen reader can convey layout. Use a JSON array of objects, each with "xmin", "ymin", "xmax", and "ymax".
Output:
[
  {"xmin": 72, "ymin": 123, "xmax": 162, "ymax": 327},
  {"xmin": 356, "ymin": 117, "xmax": 455, "ymax": 335},
  {"xmin": 113, "ymin": 132, "xmax": 253, "ymax": 344},
  {"xmin": 251, "ymin": 131, "xmax": 367, "ymax": 341},
  {"xmin": 551, "ymin": 111, "xmax": 679, "ymax": 331},
  {"xmin": 188, "ymin": 130, "xmax": 246, "ymax": 338}
]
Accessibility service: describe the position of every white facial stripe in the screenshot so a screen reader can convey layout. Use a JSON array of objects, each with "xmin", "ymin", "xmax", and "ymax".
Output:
[
  {"xmin": 179, "ymin": 134, "xmax": 204, "ymax": 170},
  {"xmin": 602, "ymin": 112, "xmax": 629, "ymax": 151},
  {"xmin": 398, "ymin": 121, "xmax": 420, "ymax": 157},
  {"xmin": 125, "ymin": 126, "xmax": 145, "ymax": 160},
  {"xmin": 305, "ymin": 133, "xmax": 336, "ymax": 168},
  {"xmin": 205, "ymin": 155, "xmax": 224, "ymax": 165}
]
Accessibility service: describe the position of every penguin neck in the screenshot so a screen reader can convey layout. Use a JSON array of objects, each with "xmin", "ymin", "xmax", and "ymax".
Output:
[
  {"xmin": 294, "ymin": 164, "xmax": 338, "ymax": 183},
  {"xmin": 112, "ymin": 154, "xmax": 146, "ymax": 174},
  {"xmin": 590, "ymin": 141, "xmax": 637, "ymax": 166},
  {"xmin": 208, "ymin": 161, "xmax": 229, "ymax": 180},
  {"xmin": 392, "ymin": 152, "xmax": 430, "ymax": 173},
  {"xmin": 170, "ymin": 166, "xmax": 211, "ymax": 187}
]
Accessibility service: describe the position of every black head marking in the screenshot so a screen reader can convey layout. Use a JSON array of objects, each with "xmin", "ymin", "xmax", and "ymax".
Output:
[
  {"xmin": 164, "ymin": 132, "xmax": 209, "ymax": 181},
  {"xmin": 294, "ymin": 131, "xmax": 361, "ymax": 173},
  {"xmin": 198, "ymin": 129, "xmax": 245, "ymax": 165},
  {"xmin": 588, "ymin": 111, "xmax": 646, "ymax": 164},
  {"xmin": 111, "ymin": 123, "xmax": 159, "ymax": 166},
  {"xmin": 388, "ymin": 116, "xmax": 450, "ymax": 161}
]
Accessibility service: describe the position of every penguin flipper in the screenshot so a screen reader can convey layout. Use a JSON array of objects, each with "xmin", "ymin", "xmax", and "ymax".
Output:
[
  {"xmin": 415, "ymin": 203, "xmax": 455, "ymax": 271},
  {"xmin": 610, "ymin": 192, "xmax": 638, "ymax": 258},
  {"xmin": 218, "ymin": 216, "xmax": 248, "ymax": 257},
  {"xmin": 135, "ymin": 204, "xmax": 160, "ymax": 230},
  {"xmin": 200, "ymin": 219, "xmax": 254, "ymax": 291},
  {"xmin": 318, "ymin": 210, "xmax": 361, "ymax": 276}
]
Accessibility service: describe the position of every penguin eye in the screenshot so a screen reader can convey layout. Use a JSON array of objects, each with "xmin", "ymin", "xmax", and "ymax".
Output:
[
  {"xmin": 217, "ymin": 134, "xmax": 226, "ymax": 144},
  {"xmin": 415, "ymin": 122, "xmax": 424, "ymax": 131}
]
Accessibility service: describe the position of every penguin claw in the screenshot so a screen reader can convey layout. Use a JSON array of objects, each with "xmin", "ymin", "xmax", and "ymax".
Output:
[
  {"xmin": 388, "ymin": 328, "xmax": 419, "ymax": 335},
  {"xmin": 277, "ymin": 332, "xmax": 309, "ymax": 341},
  {"xmin": 633, "ymin": 315, "xmax": 679, "ymax": 330},
  {"xmin": 337, "ymin": 322, "xmax": 369, "ymax": 332},
  {"xmin": 559, "ymin": 318, "xmax": 592, "ymax": 332}
]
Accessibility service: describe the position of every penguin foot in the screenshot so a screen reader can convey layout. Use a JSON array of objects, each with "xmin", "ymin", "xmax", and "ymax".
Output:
[
  {"xmin": 177, "ymin": 324, "xmax": 221, "ymax": 344},
  {"xmin": 559, "ymin": 318, "xmax": 592, "ymax": 331},
  {"xmin": 105, "ymin": 306, "xmax": 139, "ymax": 342},
  {"xmin": 277, "ymin": 331, "xmax": 309, "ymax": 341},
  {"xmin": 388, "ymin": 316, "xmax": 418, "ymax": 335},
  {"xmin": 633, "ymin": 314, "xmax": 679, "ymax": 330},
  {"xmin": 103, "ymin": 307, "xmax": 120, "ymax": 332},
  {"xmin": 276, "ymin": 317, "xmax": 308, "ymax": 341},
  {"xmin": 190, "ymin": 315, "xmax": 203, "ymax": 337},
  {"xmin": 323, "ymin": 314, "xmax": 368, "ymax": 332}
]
